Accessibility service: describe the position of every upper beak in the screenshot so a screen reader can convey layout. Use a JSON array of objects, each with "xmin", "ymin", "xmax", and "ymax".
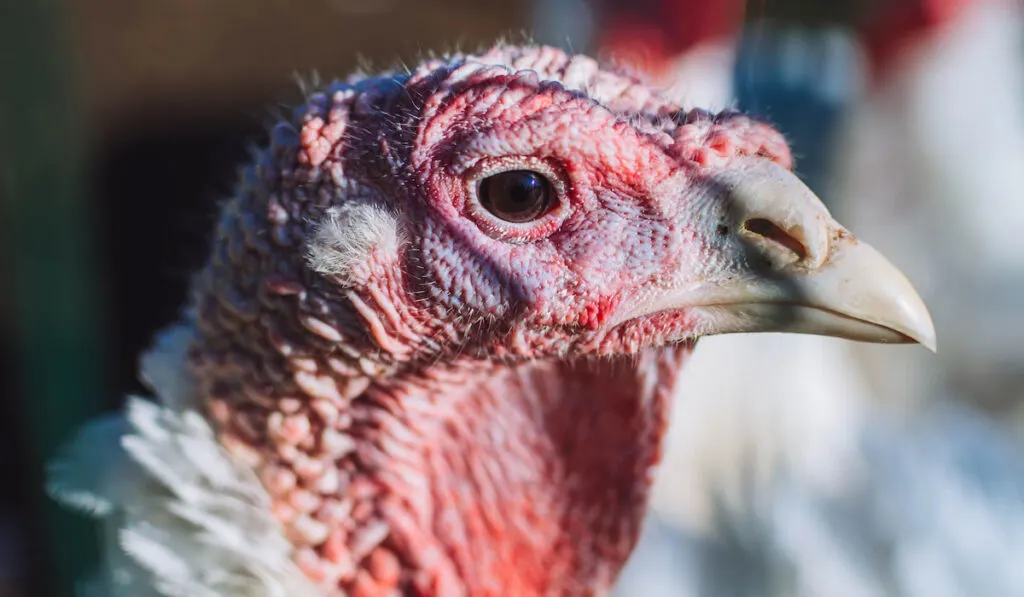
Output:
[{"xmin": 639, "ymin": 158, "xmax": 937, "ymax": 351}]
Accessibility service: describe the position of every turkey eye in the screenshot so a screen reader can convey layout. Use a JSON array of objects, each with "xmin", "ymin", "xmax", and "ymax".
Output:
[{"xmin": 477, "ymin": 170, "xmax": 554, "ymax": 223}]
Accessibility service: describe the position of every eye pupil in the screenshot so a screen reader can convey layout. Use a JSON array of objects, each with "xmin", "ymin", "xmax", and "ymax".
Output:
[{"xmin": 478, "ymin": 170, "xmax": 554, "ymax": 223}]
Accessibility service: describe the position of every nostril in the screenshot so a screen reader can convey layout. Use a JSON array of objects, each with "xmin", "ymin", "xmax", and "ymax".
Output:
[{"xmin": 743, "ymin": 218, "xmax": 808, "ymax": 261}]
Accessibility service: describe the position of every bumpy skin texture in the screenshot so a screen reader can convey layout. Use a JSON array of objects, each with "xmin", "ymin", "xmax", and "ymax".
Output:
[{"xmin": 187, "ymin": 45, "xmax": 792, "ymax": 596}]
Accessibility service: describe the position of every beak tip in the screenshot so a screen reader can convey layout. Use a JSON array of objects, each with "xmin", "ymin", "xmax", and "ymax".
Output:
[
  {"xmin": 918, "ymin": 323, "xmax": 938, "ymax": 354},
  {"xmin": 891, "ymin": 284, "xmax": 937, "ymax": 353},
  {"xmin": 818, "ymin": 234, "xmax": 938, "ymax": 355},
  {"xmin": 914, "ymin": 326, "xmax": 938, "ymax": 354}
]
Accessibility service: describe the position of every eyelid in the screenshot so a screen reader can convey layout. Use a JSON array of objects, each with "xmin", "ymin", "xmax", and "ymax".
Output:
[
  {"xmin": 465, "ymin": 156, "xmax": 566, "ymax": 188},
  {"xmin": 461, "ymin": 156, "xmax": 573, "ymax": 242}
]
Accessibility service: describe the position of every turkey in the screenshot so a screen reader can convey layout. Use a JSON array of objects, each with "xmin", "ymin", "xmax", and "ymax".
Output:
[{"xmin": 46, "ymin": 44, "xmax": 934, "ymax": 596}]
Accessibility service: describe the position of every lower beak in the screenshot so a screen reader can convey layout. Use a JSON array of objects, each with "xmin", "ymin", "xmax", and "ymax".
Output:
[{"xmin": 636, "ymin": 158, "xmax": 936, "ymax": 351}]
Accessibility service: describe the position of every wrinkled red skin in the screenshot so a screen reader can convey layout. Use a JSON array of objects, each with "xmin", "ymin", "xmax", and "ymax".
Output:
[{"xmin": 186, "ymin": 46, "xmax": 791, "ymax": 596}]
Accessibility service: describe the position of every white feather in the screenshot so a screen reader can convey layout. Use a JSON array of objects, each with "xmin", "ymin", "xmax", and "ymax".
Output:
[
  {"xmin": 305, "ymin": 200, "xmax": 402, "ymax": 284},
  {"xmin": 46, "ymin": 325, "xmax": 320, "ymax": 597}
]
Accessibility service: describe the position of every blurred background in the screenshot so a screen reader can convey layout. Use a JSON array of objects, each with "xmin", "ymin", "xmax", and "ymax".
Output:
[{"xmin": 1, "ymin": 0, "xmax": 1022, "ymax": 595}]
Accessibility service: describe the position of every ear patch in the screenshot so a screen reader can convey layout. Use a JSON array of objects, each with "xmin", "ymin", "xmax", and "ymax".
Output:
[{"xmin": 305, "ymin": 201, "xmax": 402, "ymax": 284}]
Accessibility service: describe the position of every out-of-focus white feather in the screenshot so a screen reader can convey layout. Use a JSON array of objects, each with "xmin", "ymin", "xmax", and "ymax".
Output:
[
  {"xmin": 137, "ymin": 322, "xmax": 199, "ymax": 411},
  {"xmin": 617, "ymin": 402, "xmax": 1024, "ymax": 597},
  {"xmin": 48, "ymin": 415, "xmax": 133, "ymax": 517},
  {"xmin": 46, "ymin": 324, "xmax": 319, "ymax": 597},
  {"xmin": 648, "ymin": 333, "xmax": 871, "ymax": 535},
  {"xmin": 655, "ymin": 40, "xmax": 737, "ymax": 111}
]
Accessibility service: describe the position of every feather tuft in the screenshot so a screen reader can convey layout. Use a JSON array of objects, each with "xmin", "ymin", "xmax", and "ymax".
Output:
[
  {"xmin": 46, "ymin": 325, "xmax": 319, "ymax": 597},
  {"xmin": 305, "ymin": 200, "xmax": 403, "ymax": 284}
]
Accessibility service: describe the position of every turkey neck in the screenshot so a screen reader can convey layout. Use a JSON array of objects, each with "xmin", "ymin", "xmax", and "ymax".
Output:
[
  {"xmin": 194, "ymin": 328, "xmax": 689, "ymax": 596},
  {"xmin": 362, "ymin": 347, "xmax": 688, "ymax": 596}
]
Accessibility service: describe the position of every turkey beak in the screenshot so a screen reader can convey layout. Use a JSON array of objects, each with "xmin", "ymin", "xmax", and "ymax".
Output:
[{"xmin": 638, "ymin": 158, "xmax": 937, "ymax": 351}]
